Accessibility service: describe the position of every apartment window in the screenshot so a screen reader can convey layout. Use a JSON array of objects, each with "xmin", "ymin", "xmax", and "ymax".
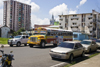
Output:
[
  {"xmin": 73, "ymin": 15, "xmax": 77, "ymax": 17},
  {"xmin": 71, "ymin": 19, "xmax": 73, "ymax": 20},
  {"xmin": 90, "ymin": 14, "xmax": 92, "ymax": 16},
  {"xmin": 88, "ymin": 17, "xmax": 92, "ymax": 20},
  {"xmin": 90, "ymin": 31, "xmax": 92, "ymax": 33},
  {"xmin": 73, "ymin": 23, "xmax": 77, "ymax": 25}
]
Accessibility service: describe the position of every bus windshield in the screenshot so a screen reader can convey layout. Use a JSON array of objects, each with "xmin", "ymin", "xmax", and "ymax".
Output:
[{"xmin": 34, "ymin": 33, "xmax": 46, "ymax": 35}]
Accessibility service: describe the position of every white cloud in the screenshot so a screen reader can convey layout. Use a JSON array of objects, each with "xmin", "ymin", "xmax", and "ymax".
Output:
[
  {"xmin": 49, "ymin": 3, "xmax": 77, "ymax": 21},
  {"xmin": 76, "ymin": 0, "xmax": 87, "ymax": 8},
  {"xmin": 49, "ymin": 3, "xmax": 68, "ymax": 17},
  {"xmin": 31, "ymin": 14, "xmax": 50, "ymax": 27},
  {"xmin": 69, "ymin": 10, "xmax": 77, "ymax": 14},
  {"xmin": 30, "ymin": 2, "xmax": 40, "ymax": 13}
]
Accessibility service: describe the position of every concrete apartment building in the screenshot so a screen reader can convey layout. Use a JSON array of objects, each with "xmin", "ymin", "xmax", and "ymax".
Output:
[
  {"xmin": 59, "ymin": 10, "xmax": 100, "ymax": 38},
  {"xmin": 3, "ymin": 0, "xmax": 31, "ymax": 31}
]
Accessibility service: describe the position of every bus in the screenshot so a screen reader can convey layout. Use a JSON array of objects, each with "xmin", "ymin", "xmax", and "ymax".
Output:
[
  {"xmin": 73, "ymin": 32, "xmax": 89, "ymax": 41},
  {"xmin": 27, "ymin": 27, "xmax": 73, "ymax": 48}
]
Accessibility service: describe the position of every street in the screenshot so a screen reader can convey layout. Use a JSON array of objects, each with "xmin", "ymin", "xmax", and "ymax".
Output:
[
  {"xmin": 1, "ymin": 44, "xmax": 100, "ymax": 67},
  {"xmin": 2, "ymin": 45, "xmax": 66, "ymax": 67}
]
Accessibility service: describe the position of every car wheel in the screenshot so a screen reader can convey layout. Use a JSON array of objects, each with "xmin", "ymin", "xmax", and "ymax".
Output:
[
  {"xmin": 89, "ymin": 49, "xmax": 91, "ymax": 53},
  {"xmin": 69, "ymin": 54, "xmax": 74, "ymax": 62},
  {"xmin": 40, "ymin": 41, "xmax": 45, "ymax": 48},
  {"xmin": 16, "ymin": 42, "xmax": 21, "ymax": 47},
  {"xmin": 81, "ymin": 52, "xmax": 85, "ymax": 57},
  {"xmin": 53, "ymin": 44, "xmax": 57, "ymax": 47},
  {"xmin": 95, "ymin": 47, "xmax": 97, "ymax": 52},
  {"xmin": 51, "ymin": 57, "xmax": 55, "ymax": 60},
  {"xmin": 10, "ymin": 45, "xmax": 13, "ymax": 47},
  {"xmin": 24, "ymin": 44, "xmax": 27, "ymax": 46},
  {"xmin": 29, "ymin": 44, "xmax": 33, "ymax": 47}
]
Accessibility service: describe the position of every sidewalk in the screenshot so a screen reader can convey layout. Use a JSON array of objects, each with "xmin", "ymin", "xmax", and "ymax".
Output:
[
  {"xmin": 0, "ymin": 44, "xmax": 9, "ymax": 47},
  {"xmin": 70, "ymin": 54, "xmax": 100, "ymax": 67}
]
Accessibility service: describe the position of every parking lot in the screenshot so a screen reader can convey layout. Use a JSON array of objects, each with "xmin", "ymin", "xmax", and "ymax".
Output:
[{"xmin": 1, "ymin": 44, "xmax": 100, "ymax": 67}]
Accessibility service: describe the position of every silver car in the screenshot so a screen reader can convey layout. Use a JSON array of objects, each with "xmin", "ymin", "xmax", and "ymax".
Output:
[
  {"xmin": 81, "ymin": 40, "xmax": 98, "ymax": 53},
  {"xmin": 49, "ymin": 41, "xmax": 85, "ymax": 61}
]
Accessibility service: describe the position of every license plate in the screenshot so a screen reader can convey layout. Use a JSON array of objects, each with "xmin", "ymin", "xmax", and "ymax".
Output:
[{"xmin": 53, "ymin": 55, "xmax": 61, "ymax": 58}]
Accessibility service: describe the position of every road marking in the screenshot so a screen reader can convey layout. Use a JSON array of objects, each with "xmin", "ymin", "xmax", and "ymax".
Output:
[{"xmin": 50, "ymin": 62, "xmax": 68, "ymax": 67}]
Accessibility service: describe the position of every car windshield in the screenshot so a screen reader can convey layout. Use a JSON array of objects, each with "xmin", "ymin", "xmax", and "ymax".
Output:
[
  {"xmin": 14, "ymin": 36, "xmax": 21, "ymax": 38},
  {"xmin": 58, "ymin": 42, "xmax": 74, "ymax": 49},
  {"xmin": 34, "ymin": 33, "xmax": 46, "ymax": 35},
  {"xmin": 81, "ymin": 41, "xmax": 91, "ymax": 45}
]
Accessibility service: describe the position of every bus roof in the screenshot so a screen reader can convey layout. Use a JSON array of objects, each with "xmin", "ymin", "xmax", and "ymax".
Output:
[{"xmin": 41, "ymin": 27, "xmax": 72, "ymax": 32}]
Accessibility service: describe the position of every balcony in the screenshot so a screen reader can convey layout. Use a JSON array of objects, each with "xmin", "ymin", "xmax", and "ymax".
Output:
[
  {"xmin": 71, "ymin": 28, "xmax": 79, "ymax": 32},
  {"xmin": 71, "ymin": 17, "xmax": 79, "ymax": 19}
]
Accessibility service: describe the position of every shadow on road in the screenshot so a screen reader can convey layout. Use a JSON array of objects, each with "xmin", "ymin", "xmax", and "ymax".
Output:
[{"xmin": 30, "ymin": 45, "xmax": 56, "ymax": 49}]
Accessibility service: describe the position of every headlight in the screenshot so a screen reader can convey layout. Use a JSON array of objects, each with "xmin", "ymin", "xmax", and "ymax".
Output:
[
  {"xmin": 85, "ymin": 48, "xmax": 88, "ymax": 50},
  {"xmin": 50, "ymin": 50, "xmax": 53, "ymax": 52}
]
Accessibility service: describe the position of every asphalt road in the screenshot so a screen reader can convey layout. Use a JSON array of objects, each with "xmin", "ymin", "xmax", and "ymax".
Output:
[
  {"xmin": 1, "ymin": 44, "xmax": 100, "ymax": 67},
  {"xmin": 1, "ymin": 45, "xmax": 68, "ymax": 67}
]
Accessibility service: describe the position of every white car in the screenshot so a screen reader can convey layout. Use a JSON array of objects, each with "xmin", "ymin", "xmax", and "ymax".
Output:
[
  {"xmin": 50, "ymin": 41, "xmax": 85, "ymax": 61},
  {"xmin": 8, "ymin": 35, "xmax": 29, "ymax": 47},
  {"xmin": 81, "ymin": 40, "xmax": 98, "ymax": 53}
]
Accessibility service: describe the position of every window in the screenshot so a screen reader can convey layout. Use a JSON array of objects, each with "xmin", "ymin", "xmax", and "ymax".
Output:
[
  {"xmin": 26, "ymin": 36, "xmax": 29, "ymax": 38},
  {"xmin": 74, "ymin": 34, "xmax": 78, "ymax": 38},
  {"xmin": 77, "ymin": 43, "xmax": 83, "ymax": 48},
  {"xmin": 90, "ymin": 14, "xmax": 92, "ymax": 16},
  {"xmin": 22, "ymin": 36, "xmax": 25, "ymax": 38},
  {"xmin": 73, "ymin": 15, "xmax": 77, "ymax": 17},
  {"xmin": 88, "ymin": 17, "xmax": 92, "ymax": 20}
]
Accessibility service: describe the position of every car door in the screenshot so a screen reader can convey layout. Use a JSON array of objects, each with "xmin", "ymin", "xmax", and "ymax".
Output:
[
  {"xmin": 73, "ymin": 43, "xmax": 81, "ymax": 57},
  {"xmin": 21, "ymin": 36, "xmax": 26, "ymax": 43},
  {"xmin": 77, "ymin": 43, "xmax": 84, "ymax": 55}
]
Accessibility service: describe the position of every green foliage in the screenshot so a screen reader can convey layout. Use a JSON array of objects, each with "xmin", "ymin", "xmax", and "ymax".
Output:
[
  {"xmin": 0, "ymin": 37, "xmax": 10, "ymax": 44},
  {"xmin": 12, "ymin": 28, "xmax": 25, "ymax": 36}
]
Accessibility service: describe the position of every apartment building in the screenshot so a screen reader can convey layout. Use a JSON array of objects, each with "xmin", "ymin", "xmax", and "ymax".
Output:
[
  {"xmin": 59, "ymin": 10, "xmax": 100, "ymax": 38},
  {"xmin": 3, "ymin": 0, "xmax": 31, "ymax": 31}
]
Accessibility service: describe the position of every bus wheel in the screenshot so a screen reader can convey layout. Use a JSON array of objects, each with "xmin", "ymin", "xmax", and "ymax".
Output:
[
  {"xmin": 53, "ymin": 44, "xmax": 57, "ymax": 47},
  {"xmin": 29, "ymin": 44, "xmax": 33, "ymax": 47},
  {"xmin": 40, "ymin": 41, "xmax": 45, "ymax": 48}
]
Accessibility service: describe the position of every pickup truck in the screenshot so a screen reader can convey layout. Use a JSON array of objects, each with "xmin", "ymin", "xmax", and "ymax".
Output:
[{"xmin": 8, "ymin": 35, "xmax": 29, "ymax": 47}]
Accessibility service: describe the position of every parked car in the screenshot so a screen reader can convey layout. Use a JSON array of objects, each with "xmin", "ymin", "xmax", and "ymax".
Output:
[
  {"xmin": 90, "ymin": 38, "xmax": 100, "ymax": 48},
  {"xmin": 49, "ymin": 41, "xmax": 85, "ymax": 61},
  {"xmin": 81, "ymin": 40, "xmax": 98, "ymax": 53},
  {"xmin": 8, "ymin": 35, "xmax": 29, "ymax": 47}
]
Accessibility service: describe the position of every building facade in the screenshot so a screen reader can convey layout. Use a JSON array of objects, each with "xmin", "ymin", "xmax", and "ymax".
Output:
[
  {"xmin": 59, "ymin": 10, "xmax": 100, "ymax": 38},
  {"xmin": 3, "ymin": 0, "xmax": 31, "ymax": 31}
]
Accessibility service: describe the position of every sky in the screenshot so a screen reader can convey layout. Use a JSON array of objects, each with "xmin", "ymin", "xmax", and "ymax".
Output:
[{"xmin": 0, "ymin": 0, "xmax": 100, "ymax": 27}]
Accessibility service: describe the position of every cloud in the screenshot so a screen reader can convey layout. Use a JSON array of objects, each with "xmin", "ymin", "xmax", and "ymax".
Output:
[
  {"xmin": 31, "ymin": 14, "xmax": 50, "ymax": 27},
  {"xmin": 49, "ymin": 3, "xmax": 68, "ymax": 17},
  {"xmin": 49, "ymin": 3, "xmax": 77, "ymax": 21},
  {"xmin": 76, "ymin": 0, "xmax": 87, "ymax": 8},
  {"xmin": 69, "ymin": 10, "xmax": 77, "ymax": 14}
]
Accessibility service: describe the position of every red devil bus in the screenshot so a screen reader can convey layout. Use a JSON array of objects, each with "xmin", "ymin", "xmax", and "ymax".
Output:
[{"xmin": 27, "ymin": 27, "xmax": 73, "ymax": 47}]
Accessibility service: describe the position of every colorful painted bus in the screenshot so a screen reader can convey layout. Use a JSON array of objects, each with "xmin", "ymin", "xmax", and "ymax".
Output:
[{"xmin": 27, "ymin": 27, "xmax": 73, "ymax": 48}]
